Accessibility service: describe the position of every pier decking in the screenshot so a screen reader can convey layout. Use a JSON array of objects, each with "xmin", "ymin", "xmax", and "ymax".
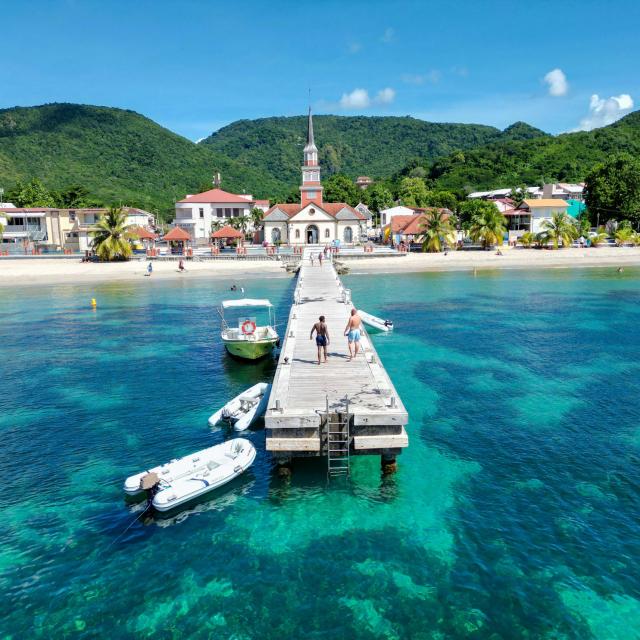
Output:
[{"xmin": 265, "ymin": 249, "xmax": 408, "ymax": 464}]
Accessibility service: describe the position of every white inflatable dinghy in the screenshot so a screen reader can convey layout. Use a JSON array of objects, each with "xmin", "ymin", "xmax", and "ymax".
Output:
[
  {"xmin": 123, "ymin": 439, "xmax": 256, "ymax": 511},
  {"xmin": 208, "ymin": 382, "xmax": 271, "ymax": 431},
  {"xmin": 359, "ymin": 310, "xmax": 394, "ymax": 332}
]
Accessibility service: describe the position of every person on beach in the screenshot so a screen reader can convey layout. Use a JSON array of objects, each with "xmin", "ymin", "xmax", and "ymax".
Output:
[
  {"xmin": 310, "ymin": 315, "xmax": 330, "ymax": 364},
  {"xmin": 178, "ymin": 259, "xmax": 185, "ymax": 272},
  {"xmin": 344, "ymin": 308, "xmax": 362, "ymax": 361},
  {"xmin": 146, "ymin": 261, "xmax": 153, "ymax": 276}
]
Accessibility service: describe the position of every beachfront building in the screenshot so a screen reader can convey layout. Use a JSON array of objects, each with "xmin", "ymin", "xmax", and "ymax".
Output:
[
  {"xmin": 379, "ymin": 205, "xmax": 415, "ymax": 228},
  {"xmin": 355, "ymin": 202, "xmax": 374, "ymax": 232},
  {"xmin": 262, "ymin": 109, "xmax": 365, "ymax": 245},
  {"xmin": 504, "ymin": 199, "xmax": 570, "ymax": 239},
  {"xmin": 468, "ymin": 183, "xmax": 585, "ymax": 201},
  {"xmin": 172, "ymin": 189, "xmax": 269, "ymax": 244},
  {"xmin": 0, "ymin": 206, "xmax": 155, "ymax": 251},
  {"xmin": 382, "ymin": 209, "xmax": 453, "ymax": 246}
]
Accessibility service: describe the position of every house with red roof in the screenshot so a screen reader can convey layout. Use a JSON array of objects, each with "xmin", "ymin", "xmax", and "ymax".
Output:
[
  {"xmin": 262, "ymin": 109, "xmax": 365, "ymax": 245},
  {"xmin": 172, "ymin": 187, "xmax": 269, "ymax": 243}
]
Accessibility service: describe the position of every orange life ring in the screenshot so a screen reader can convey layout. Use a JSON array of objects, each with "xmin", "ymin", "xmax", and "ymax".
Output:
[{"xmin": 241, "ymin": 320, "xmax": 256, "ymax": 335}]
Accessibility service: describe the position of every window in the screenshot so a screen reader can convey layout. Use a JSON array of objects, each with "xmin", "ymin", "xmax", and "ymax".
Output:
[
  {"xmin": 325, "ymin": 229, "xmax": 330, "ymax": 238},
  {"xmin": 199, "ymin": 208, "xmax": 204, "ymax": 218},
  {"xmin": 295, "ymin": 229, "xmax": 300, "ymax": 239},
  {"xmin": 233, "ymin": 208, "xmax": 241, "ymax": 216},
  {"xmin": 344, "ymin": 226, "xmax": 353, "ymax": 243},
  {"xmin": 225, "ymin": 208, "xmax": 232, "ymax": 218},
  {"xmin": 69, "ymin": 211, "xmax": 76, "ymax": 221},
  {"xmin": 308, "ymin": 192, "xmax": 316, "ymax": 200},
  {"xmin": 271, "ymin": 228, "xmax": 281, "ymax": 243},
  {"xmin": 13, "ymin": 217, "xmax": 24, "ymax": 225},
  {"xmin": 216, "ymin": 208, "xmax": 223, "ymax": 218}
]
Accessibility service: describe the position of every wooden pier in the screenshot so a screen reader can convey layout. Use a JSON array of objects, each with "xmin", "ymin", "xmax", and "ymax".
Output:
[{"xmin": 265, "ymin": 249, "xmax": 408, "ymax": 473}]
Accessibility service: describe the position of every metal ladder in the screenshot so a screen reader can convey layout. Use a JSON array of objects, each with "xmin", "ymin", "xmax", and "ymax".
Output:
[{"xmin": 324, "ymin": 395, "xmax": 351, "ymax": 478}]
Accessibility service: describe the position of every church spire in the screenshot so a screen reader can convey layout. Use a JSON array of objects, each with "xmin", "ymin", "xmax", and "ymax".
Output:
[
  {"xmin": 300, "ymin": 106, "xmax": 322, "ymax": 206},
  {"xmin": 306, "ymin": 106, "xmax": 315, "ymax": 148}
]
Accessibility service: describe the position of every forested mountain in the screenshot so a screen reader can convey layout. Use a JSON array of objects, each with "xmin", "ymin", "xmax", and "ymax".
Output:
[
  {"xmin": 1, "ymin": 102, "xmax": 639, "ymax": 220},
  {"xmin": 423, "ymin": 111, "xmax": 640, "ymax": 193},
  {"xmin": 200, "ymin": 115, "xmax": 508, "ymax": 188},
  {"xmin": 0, "ymin": 103, "xmax": 267, "ymax": 218}
]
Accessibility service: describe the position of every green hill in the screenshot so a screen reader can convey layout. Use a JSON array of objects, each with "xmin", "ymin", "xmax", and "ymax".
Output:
[
  {"xmin": 200, "ymin": 115, "xmax": 505, "ymax": 190},
  {"xmin": 0, "ymin": 103, "xmax": 267, "ymax": 219},
  {"xmin": 423, "ymin": 111, "xmax": 640, "ymax": 193}
]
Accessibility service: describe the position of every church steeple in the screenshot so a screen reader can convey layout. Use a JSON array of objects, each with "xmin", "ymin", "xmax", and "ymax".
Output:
[{"xmin": 300, "ymin": 107, "xmax": 323, "ymax": 206}]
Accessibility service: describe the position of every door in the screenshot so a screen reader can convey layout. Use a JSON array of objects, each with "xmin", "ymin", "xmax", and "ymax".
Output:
[{"xmin": 306, "ymin": 225, "xmax": 319, "ymax": 244}]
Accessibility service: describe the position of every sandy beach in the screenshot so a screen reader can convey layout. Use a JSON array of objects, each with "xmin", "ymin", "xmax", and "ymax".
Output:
[
  {"xmin": 1, "ymin": 246, "xmax": 640, "ymax": 287},
  {"xmin": 348, "ymin": 246, "xmax": 640, "ymax": 275}
]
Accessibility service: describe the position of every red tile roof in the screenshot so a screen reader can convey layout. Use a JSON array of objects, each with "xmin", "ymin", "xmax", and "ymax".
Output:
[
  {"xmin": 255, "ymin": 200, "xmax": 270, "ymax": 206},
  {"xmin": 129, "ymin": 226, "xmax": 157, "ymax": 240},
  {"xmin": 211, "ymin": 225, "xmax": 243, "ymax": 239},
  {"xmin": 163, "ymin": 227, "xmax": 191, "ymax": 241},
  {"xmin": 385, "ymin": 209, "xmax": 451, "ymax": 235},
  {"xmin": 177, "ymin": 189, "xmax": 253, "ymax": 204},
  {"xmin": 265, "ymin": 202, "xmax": 364, "ymax": 220}
]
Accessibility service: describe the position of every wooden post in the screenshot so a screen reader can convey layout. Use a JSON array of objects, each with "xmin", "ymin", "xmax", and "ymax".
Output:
[{"xmin": 381, "ymin": 454, "xmax": 397, "ymax": 475}]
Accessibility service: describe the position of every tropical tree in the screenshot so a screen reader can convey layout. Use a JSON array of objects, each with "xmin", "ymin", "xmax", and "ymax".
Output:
[
  {"xmin": 468, "ymin": 208, "xmax": 507, "ymax": 248},
  {"xmin": 365, "ymin": 183, "xmax": 394, "ymax": 213},
  {"xmin": 6, "ymin": 178, "xmax": 57, "ymax": 207},
  {"xmin": 508, "ymin": 185, "xmax": 529, "ymax": 208},
  {"xmin": 584, "ymin": 153, "xmax": 640, "ymax": 227},
  {"xmin": 250, "ymin": 207, "xmax": 264, "ymax": 230},
  {"xmin": 519, "ymin": 231, "xmax": 534, "ymax": 247},
  {"xmin": 211, "ymin": 219, "xmax": 222, "ymax": 233},
  {"xmin": 90, "ymin": 206, "xmax": 133, "ymax": 261},
  {"xmin": 458, "ymin": 200, "xmax": 501, "ymax": 230},
  {"xmin": 417, "ymin": 209, "xmax": 456, "ymax": 253},
  {"xmin": 423, "ymin": 190, "xmax": 458, "ymax": 212},
  {"xmin": 322, "ymin": 174, "xmax": 359, "ymax": 206},
  {"xmin": 540, "ymin": 212, "xmax": 578, "ymax": 249},
  {"xmin": 399, "ymin": 177, "xmax": 429, "ymax": 208},
  {"xmin": 614, "ymin": 226, "xmax": 634, "ymax": 246},
  {"xmin": 632, "ymin": 233, "xmax": 640, "ymax": 246},
  {"xmin": 588, "ymin": 227, "xmax": 607, "ymax": 247},
  {"xmin": 230, "ymin": 216, "xmax": 249, "ymax": 234}
]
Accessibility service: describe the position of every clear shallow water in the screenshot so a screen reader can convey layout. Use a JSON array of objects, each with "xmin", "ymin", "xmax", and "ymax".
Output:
[{"xmin": 1, "ymin": 267, "xmax": 640, "ymax": 639}]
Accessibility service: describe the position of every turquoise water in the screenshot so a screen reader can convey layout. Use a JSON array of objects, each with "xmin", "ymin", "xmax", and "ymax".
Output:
[{"xmin": 1, "ymin": 267, "xmax": 640, "ymax": 639}]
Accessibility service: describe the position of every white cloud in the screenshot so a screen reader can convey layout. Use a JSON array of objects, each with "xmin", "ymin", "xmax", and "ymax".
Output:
[
  {"xmin": 338, "ymin": 87, "xmax": 396, "ymax": 110},
  {"xmin": 381, "ymin": 27, "xmax": 395, "ymax": 43},
  {"xmin": 340, "ymin": 88, "xmax": 371, "ymax": 109},
  {"xmin": 401, "ymin": 70, "xmax": 441, "ymax": 85},
  {"xmin": 544, "ymin": 68, "xmax": 568, "ymax": 96},
  {"xmin": 575, "ymin": 93, "xmax": 634, "ymax": 131},
  {"xmin": 376, "ymin": 87, "xmax": 396, "ymax": 104},
  {"xmin": 348, "ymin": 42, "xmax": 362, "ymax": 54}
]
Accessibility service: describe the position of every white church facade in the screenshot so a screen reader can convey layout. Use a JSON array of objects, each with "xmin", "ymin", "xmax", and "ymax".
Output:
[{"xmin": 263, "ymin": 109, "xmax": 365, "ymax": 245}]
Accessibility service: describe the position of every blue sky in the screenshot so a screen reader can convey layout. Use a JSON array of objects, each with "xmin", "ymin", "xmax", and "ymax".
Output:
[{"xmin": 2, "ymin": 0, "xmax": 639, "ymax": 140}]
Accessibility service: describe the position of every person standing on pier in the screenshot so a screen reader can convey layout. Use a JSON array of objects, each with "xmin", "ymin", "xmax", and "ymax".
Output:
[
  {"xmin": 344, "ymin": 308, "xmax": 362, "ymax": 361},
  {"xmin": 310, "ymin": 315, "xmax": 330, "ymax": 364}
]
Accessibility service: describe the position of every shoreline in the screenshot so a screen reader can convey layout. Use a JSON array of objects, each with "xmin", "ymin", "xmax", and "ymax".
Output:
[{"xmin": 1, "ymin": 247, "xmax": 640, "ymax": 287}]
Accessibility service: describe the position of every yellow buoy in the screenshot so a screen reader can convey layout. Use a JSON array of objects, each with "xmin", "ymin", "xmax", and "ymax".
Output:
[{"xmin": 91, "ymin": 298, "xmax": 97, "ymax": 308}]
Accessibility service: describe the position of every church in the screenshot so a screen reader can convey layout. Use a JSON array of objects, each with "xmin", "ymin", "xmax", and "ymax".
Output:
[{"xmin": 262, "ymin": 110, "xmax": 366, "ymax": 245}]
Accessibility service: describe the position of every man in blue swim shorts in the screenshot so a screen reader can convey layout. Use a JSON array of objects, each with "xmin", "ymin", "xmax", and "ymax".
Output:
[
  {"xmin": 344, "ymin": 308, "xmax": 362, "ymax": 361},
  {"xmin": 310, "ymin": 315, "xmax": 330, "ymax": 364}
]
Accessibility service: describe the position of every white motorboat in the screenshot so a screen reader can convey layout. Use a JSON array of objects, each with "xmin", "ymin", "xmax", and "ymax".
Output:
[
  {"xmin": 208, "ymin": 382, "xmax": 271, "ymax": 431},
  {"xmin": 123, "ymin": 439, "xmax": 256, "ymax": 511},
  {"xmin": 218, "ymin": 299, "xmax": 279, "ymax": 360},
  {"xmin": 359, "ymin": 310, "xmax": 394, "ymax": 332}
]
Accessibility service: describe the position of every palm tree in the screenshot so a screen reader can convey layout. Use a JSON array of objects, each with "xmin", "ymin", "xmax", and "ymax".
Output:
[
  {"xmin": 614, "ymin": 226, "xmax": 634, "ymax": 246},
  {"xmin": 519, "ymin": 231, "xmax": 534, "ymax": 248},
  {"xmin": 90, "ymin": 206, "xmax": 133, "ymax": 261},
  {"xmin": 211, "ymin": 220, "xmax": 222, "ymax": 233},
  {"xmin": 417, "ymin": 209, "xmax": 456, "ymax": 253},
  {"xmin": 469, "ymin": 209, "xmax": 507, "ymax": 249},
  {"xmin": 540, "ymin": 212, "xmax": 578, "ymax": 249},
  {"xmin": 250, "ymin": 207, "xmax": 264, "ymax": 230},
  {"xmin": 589, "ymin": 226, "xmax": 607, "ymax": 247}
]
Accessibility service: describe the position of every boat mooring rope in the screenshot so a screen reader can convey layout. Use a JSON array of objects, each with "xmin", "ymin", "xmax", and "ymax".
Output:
[{"xmin": 105, "ymin": 503, "xmax": 150, "ymax": 552}]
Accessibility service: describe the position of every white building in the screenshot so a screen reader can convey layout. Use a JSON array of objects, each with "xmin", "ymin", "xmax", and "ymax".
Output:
[
  {"xmin": 505, "ymin": 199, "xmax": 570, "ymax": 238},
  {"xmin": 262, "ymin": 109, "xmax": 365, "ymax": 245},
  {"xmin": 379, "ymin": 205, "xmax": 415, "ymax": 227},
  {"xmin": 355, "ymin": 202, "xmax": 374, "ymax": 230},
  {"xmin": 173, "ymin": 189, "xmax": 269, "ymax": 243},
  {"xmin": 468, "ymin": 183, "xmax": 584, "ymax": 201}
]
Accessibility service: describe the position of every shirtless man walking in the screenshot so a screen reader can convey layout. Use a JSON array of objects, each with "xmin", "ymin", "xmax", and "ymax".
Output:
[
  {"xmin": 310, "ymin": 315, "xmax": 330, "ymax": 364},
  {"xmin": 344, "ymin": 308, "xmax": 362, "ymax": 361}
]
